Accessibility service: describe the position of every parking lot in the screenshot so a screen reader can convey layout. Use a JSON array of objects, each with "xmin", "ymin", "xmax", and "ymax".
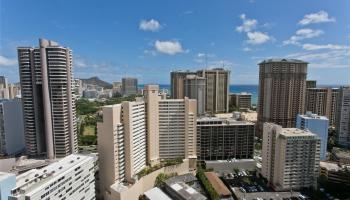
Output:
[{"xmin": 221, "ymin": 170, "xmax": 308, "ymax": 200}]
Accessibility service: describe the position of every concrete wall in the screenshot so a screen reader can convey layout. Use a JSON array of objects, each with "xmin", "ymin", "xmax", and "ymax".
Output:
[{"xmin": 108, "ymin": 159, "xmax": 190, "ymax": 200}]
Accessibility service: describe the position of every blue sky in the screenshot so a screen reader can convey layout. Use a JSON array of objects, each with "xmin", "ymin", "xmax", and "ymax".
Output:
[{"xmin": 1, "ymin": 0, "xmax": 349, "ymax": 85}]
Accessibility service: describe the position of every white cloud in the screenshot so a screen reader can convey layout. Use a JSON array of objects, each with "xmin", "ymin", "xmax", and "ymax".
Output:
[
  {"xmin": 236, "ymin": 14, "xmax": 273, "ymax": 45},
  {"xmin": 139, "ymin": 19, "xmax": 162, "ymax": 32},
  {"xmin": 154, "ymin": 40, "xmax": 185, "ymax": 55},
  {"xmin": 243, "ymin": 47, "xmax": 252, "ymax": 52},
  {"xmin": 299, "ymin": 11, "xmax": 335, "ymax": 25},
  {"xmin": 283, "ymin": 29, "xmax": 324, "ymax": 45},
  {"xmin": 0, "ymin": 55, "xmax": 17, "ymax": 67},
  {"xmin": 302, "ymin": 43, "xmax": 350, "ymax": 51},
  {"xmin": 74, "ymin": 58, "xmax": 88, "ymax": 68},
  {"xmin": 246, "ymin": 31, "xmax": 271, "ymax": 44},
  {"xmin": 236, "ymin": 14, "xmax": 257, "ymax": 33}
]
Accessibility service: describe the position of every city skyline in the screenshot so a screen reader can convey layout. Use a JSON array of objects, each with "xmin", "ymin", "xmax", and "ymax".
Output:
[{"xmin": 1, "ymin": 0, "xmax": 350, "ymax": 85}]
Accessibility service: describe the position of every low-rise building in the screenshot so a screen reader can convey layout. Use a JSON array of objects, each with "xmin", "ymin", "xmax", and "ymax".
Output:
[
  {"xmin": 319, "ymin": 161, "xmax": 350, "ymax": 185},
  {"xmin": 144, "ymin": 187, "xmax": 172, "ymax": 200},
  {"xmin": 204, "ymin": 172, "xmax": 231, "ymax": 198}
]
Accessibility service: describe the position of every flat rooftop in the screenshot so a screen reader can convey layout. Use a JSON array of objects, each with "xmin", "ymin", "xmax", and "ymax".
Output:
[
  {"xmin": 280, "ymin": 128, "xmax": 316, "ymax": 137},
  {"xmin": 197, "ymin": 117, "xmax": 255, "ymax": 126},
  {"xmin": 144, "ymin": 187, "xmax": 172, "ymax": 200},
  {"xmin": 167, "ymin": 182, "xmax": 207, "ymax": 200},
  {"xmin": 12, "ymin": 154, "xmax": 94, "ymax": 196},
  {"xmin": 299, "ymin": 113, "xmax": 329, "ymax": 120}
]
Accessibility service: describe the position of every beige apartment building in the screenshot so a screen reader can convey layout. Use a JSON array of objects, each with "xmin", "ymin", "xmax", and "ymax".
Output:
[
  {"xmin": 257, "ymin": 59, "xmax": 307, "ymax": 132},
  {"xmin": 261, "ymin": 123, "xmax": 320, "ymax": 191},
  {"xmin": 305, "ymin": 88, "xmax": 339, "ymax": 126},
  {"xmin": 97, "ymin": 100, "xmax": 147, "ymax": 199}
]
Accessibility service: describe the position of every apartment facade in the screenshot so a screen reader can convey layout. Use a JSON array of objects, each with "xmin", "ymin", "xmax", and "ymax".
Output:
[
  {"xmin": 197, "ymin": 68, "xmax": 230, "ymax": 113},
  {"xmin": 122, "ymin": 77, "xmax": 138, "ymax": 96},
  {"xmin": 197, "ymin": 117, "xmax": 255, "ymax": 160},
  {"xmin": 297, "ymin": 112, "xmax": 329, "ymax": 160},
  {"xmin": 18, "ymin": 39, "xmax": 77, "ymax": 159},
  {"xmin": 257, "ymin": 59, "xmax": 307, "ymax": 131},
  {"xmin": 262, "ymin": 123, "xmax": 320, "ymax": 191},
  {"xmin": 170, "ymin": 70, "xmax": 196, "ymax": 99},
  {"xmin": 0, "ymin": 99, "xmax": 25, "ymax": 156},
  {"xmin": 335, "ymin": 86, "xmax": 350, "ymax": 147},
  {"xmin": 305, "ymin": 87, "xmax": 339, "ymax": 126},
  {"xmin": 158, "ymin": 98, "xmax": 197, "ymax": 160},
  {"xmin": 9, "ymin": 154, "xmax": 96, "ymax": 200},
  {"xmin": 229, "ymin": 92, "xmax": 252, "ymax": 110},
  {"xmin": 184, "ymin": 75, "xmax": 206, "ymax": 115}
]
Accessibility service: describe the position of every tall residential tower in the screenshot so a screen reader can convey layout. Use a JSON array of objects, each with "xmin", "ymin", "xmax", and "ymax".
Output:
[
  {"xmin": 18, "ymin": 39, "xmax": 78, "ymax": 159},
  {"xmin": 257, "ymin": 59, "xmax": 307, "ymax": 131}
]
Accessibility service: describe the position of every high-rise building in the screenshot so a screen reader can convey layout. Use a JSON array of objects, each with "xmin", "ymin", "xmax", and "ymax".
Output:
[
  {"xmin": 143, "ymin": 85, "xmax": 160, "ymax": 165},
  {"xmin": 0, "ymin": 99, "xmax": 25, "ymax": 156},
  {"xmin": 97, "ymin": 100, "xmax": 147, "ymax": 197},
  {"xmin": 197, "ymin": 68, "xmax": 230, "ymax": 113},
  {"xmin": 197, "ymin": 117, "xmax": 255, "ymax": 160},
  {"xmin": 257, "ymin": 59, "xmax": 307, "ymax": 131},
  {"xmin": 229, "ymin": 92, "xmax": 252, "ymax": 110},
  {"xmin": 184, "ymin": 75, "xmax": 206, "ymax": 115},
  {"xmin": 261, "ymin": 123, "xmax": 320, "ymax": 191},
  {"xmin": 158, "ymin": 97, "xmax": 197, "ymax": 160},
  {"xmin": 306, "ymin": 80, "xmax": 317, "ymax": 89},
  {"xmin": 335, "ymin": 86, "xmax": 350, "ymax": 147},
  {"xmin": 297, "ymin": 112, "xmax": 329, "ymax": 160},
  {"xmin": 122, "ymin": 77, "xmax": 138, "ymax": 96},
  {"xmin": 8, "ymin": 154, "xmax": 96, "ymax": 200},
  {"xmin": 305, "ymin": 88, "xmax": 339, "ymax": 126},
  {"xmin": 122, "ymin": 101, "xmax": 147, "ymax": 182},
  {"xmin": 170, "ymin": 70, "xmax": 196, "ymax": 99},
  {"xmin": 18, "ymin": 39, "xmax": 77, "ymax": 159}
]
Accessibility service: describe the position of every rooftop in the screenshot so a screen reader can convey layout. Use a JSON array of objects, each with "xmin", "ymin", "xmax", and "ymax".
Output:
[
  {"xmin": 259, "ymin": 58, "xmax": 308, "ymax": 64},
  {"xmin": 204, "ymin": 172, "xmax": 231, "ymax": 197},
  {"xmin": 12, "ymin": 154, "xmax": 94, "ymax": 196},
  {"xmin": 280, "ymin": 128, "xmax": 316, "ymax": 137},
  {"xmin": 319, "ymin": 161, "xmax": 349, "ymax": 171},
  {"xmin": 197, "ymin": 117, "xmax": 255, "ymax": 126},
  {"xmin": 144, "ymin": 187, "xmax": 173, "ymax": 200},
  {"xmin": 299, "ymin": 112, "xmax": 329, "ymax": 120},
  {"xmin": 167, "ymin": 182, "xmax": 207, "ymax": 200}
]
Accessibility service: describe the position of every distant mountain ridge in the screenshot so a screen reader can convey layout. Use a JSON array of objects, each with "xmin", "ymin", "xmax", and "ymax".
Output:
[{"xmin": 80, "ymin": 76, "xmax": 113, "ymax": 89}]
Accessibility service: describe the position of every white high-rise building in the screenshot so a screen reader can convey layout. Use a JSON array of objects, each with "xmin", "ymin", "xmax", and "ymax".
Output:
[
  {"xmin": 262, "ymin": 123, "xmax": 320, "ymax": 191},
  {"xmin": 8, "ymin": 154, "xmax": 96, "ymax": 200},
  {"xmin": 18, "ymin": 39, "xmax": 77, "ymax": 159}
]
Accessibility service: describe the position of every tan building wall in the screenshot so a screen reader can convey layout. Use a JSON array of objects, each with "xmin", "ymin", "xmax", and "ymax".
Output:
[
  {"xmin": 144, "ymin": 85, "xmax": 161, "ymax": 165},
  {"xmin": 107, "ymin": 159, "xmax": 190, "ymax": 200},
  {"xmin": 262, "ymin": 123, "xmax": 320, "ymax": 191},
  {"xmin": 97, "ymin": 105, "xmax": 124, "ymax": 199}
]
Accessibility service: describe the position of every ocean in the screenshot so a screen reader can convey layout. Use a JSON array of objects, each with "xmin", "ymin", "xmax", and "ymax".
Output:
[{"xmin": 140, "ymin": 84, "xmax": 259, "ymax": 105}]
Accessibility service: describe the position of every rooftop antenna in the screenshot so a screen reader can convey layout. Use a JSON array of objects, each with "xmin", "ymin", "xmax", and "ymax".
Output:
[{"xmin": 205, "ymin": 53, "xmax": 208, "ymax": 68}]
